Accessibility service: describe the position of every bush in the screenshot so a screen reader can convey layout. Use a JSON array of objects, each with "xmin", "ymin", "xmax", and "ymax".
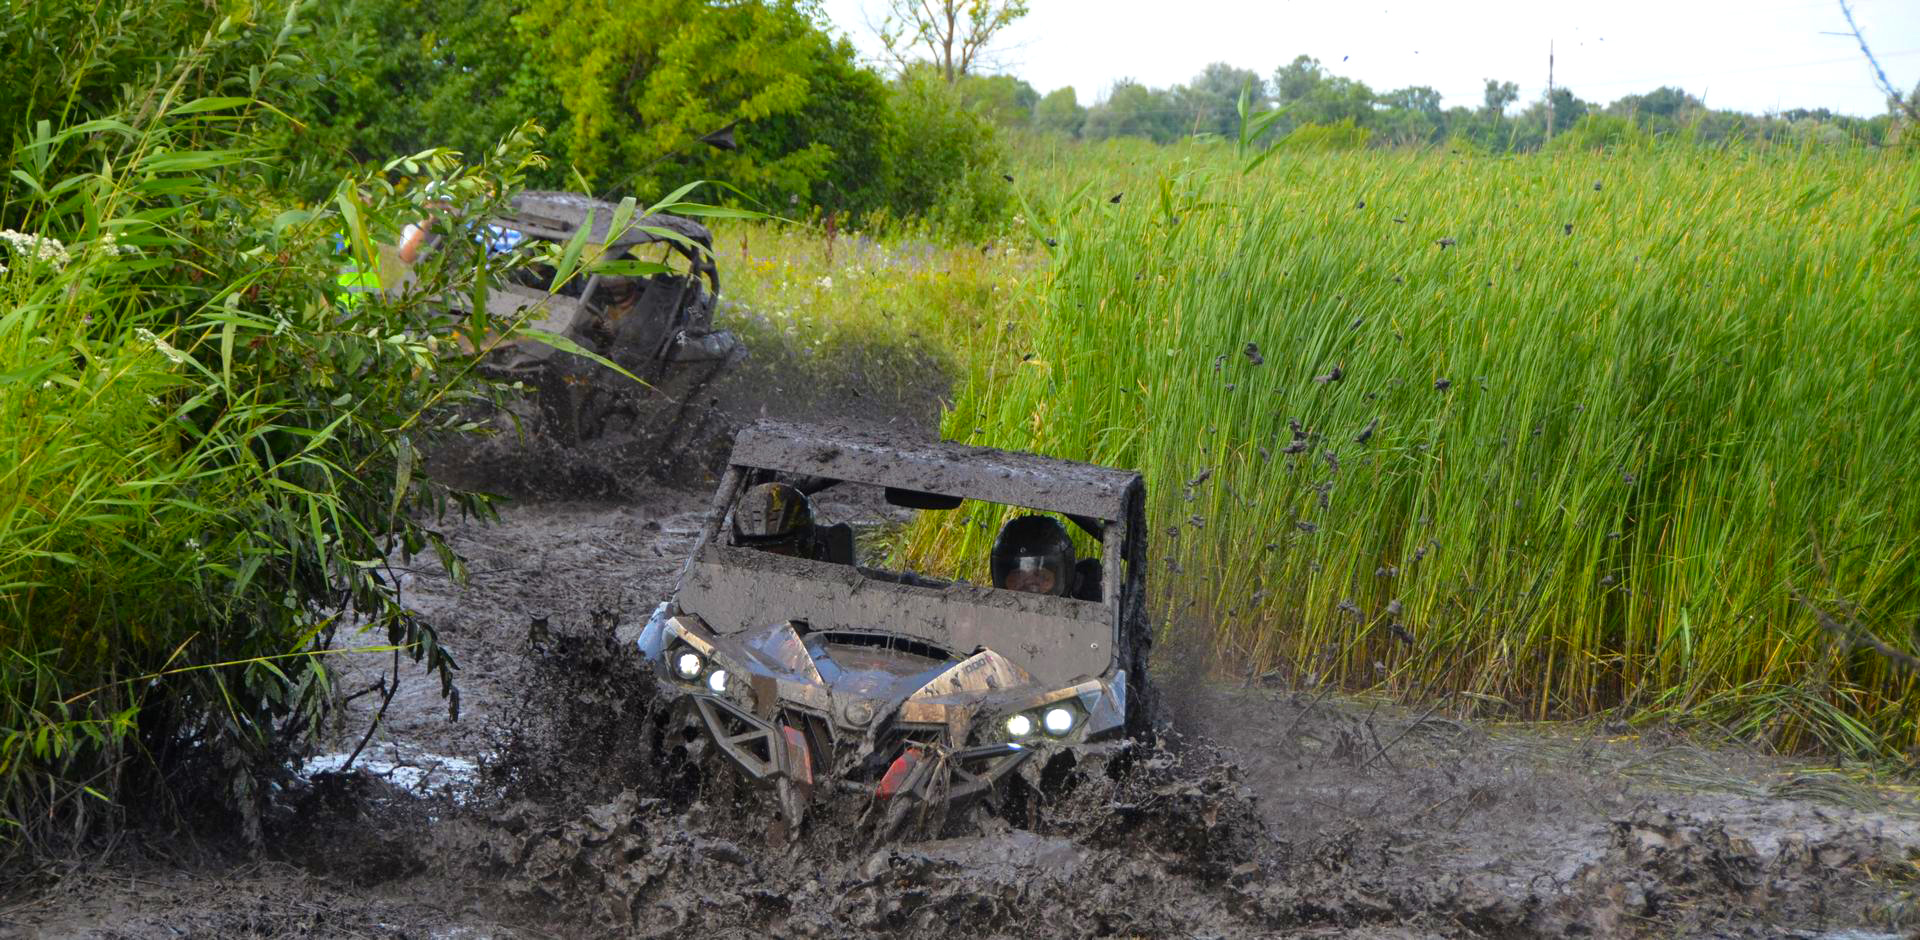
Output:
[
  {"xmin": 285, "ymin": 1, "xmax": 1016, "ymax": 233},
  {"xmin": 0, "ymin": 0, "xmax": 684, "ymax": 862},
  {"xmin": 518, "ymin": 0, "xmax": 893, "ymax": 212},
  {"xmin": 289, "ymin": 0, "xmax": 566, "ymax": 182},
  {"xmin": 882, "ymin": 72, "xmax": 1013, "ymax": 237},
  {"xmin": 748, "ymin": 35, "xmax": 894, "ymax": 219}
]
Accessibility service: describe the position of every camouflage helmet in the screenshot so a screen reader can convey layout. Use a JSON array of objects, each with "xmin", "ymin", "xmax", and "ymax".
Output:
[
  {"xmin": 733, "ymin": 482, "xmax": 814, "ymax": 545},
  {"xmin": 990, "ymin": 515, "xmax": 1076, "ymax": 597}
]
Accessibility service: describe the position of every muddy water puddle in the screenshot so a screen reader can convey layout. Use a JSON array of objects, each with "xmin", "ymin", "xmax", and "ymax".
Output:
[
  {"xmin": 304, "ymin": 746, "xmax": 484, "ymax": 804},
  {"xmin": 8, "ymin": 493, "xmax": 1919, "ymax": 939}
]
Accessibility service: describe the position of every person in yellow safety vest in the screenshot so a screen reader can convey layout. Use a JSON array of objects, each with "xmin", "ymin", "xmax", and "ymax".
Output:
[
  {"xmin": 331, "ymin": 183, "xmax": 523, "ymax": 310},
  {"xmin": 332, "ymin": 180, "xmax": 445, "ymax": 310},
  {"xmin": 333, "ymin": 233, "xmax": 384, "ymax": 311}
]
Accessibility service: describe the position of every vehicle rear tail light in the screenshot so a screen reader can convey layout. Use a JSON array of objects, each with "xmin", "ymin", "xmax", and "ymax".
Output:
[
  {"xmin": 877, "ymin": 747, "xmax": 924, "ymax": 800},
  {"xmin": 782, "ymin": 725, "xmax": 812, "ymax": 786}
]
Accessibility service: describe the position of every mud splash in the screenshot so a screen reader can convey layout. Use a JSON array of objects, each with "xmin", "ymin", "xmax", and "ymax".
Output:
[
  {"xmin": 443, "ymin": 611, "xmax": 1920, "ymax": 939},
  {"xmin": 8, "ymin": 494, "xmax": 1919, "ymax": 938}
]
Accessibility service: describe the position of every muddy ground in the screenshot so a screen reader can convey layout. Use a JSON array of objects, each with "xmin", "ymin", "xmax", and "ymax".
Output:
[{"xmin": 5, "ymin": 320, "xmax": 1920, "ymax": 939}]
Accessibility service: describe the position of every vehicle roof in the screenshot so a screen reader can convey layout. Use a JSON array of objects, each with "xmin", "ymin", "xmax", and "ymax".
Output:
[
  {"xmin": 499, "ymin": 190, "xmax": 713, "ymax": 251},
  {"xmin": 729, "ymin": 421, "xmax": 1141, "ymax": 522}
]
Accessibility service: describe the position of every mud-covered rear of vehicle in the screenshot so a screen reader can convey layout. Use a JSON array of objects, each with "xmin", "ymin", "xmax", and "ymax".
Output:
[
  {"xmin": 412, "ymin": 190, "xmax": 756, "ymax": 492},
  {"xmin": 637, "ymin": 422, "xmax": 1153, "ymax": 837},
  {"xmin": 465, "ymin": 191, "xmax": 742, "ymax": 446}
]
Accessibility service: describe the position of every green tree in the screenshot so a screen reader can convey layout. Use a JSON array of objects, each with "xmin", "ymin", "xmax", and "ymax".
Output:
[
  {"xmin": 1546, "ymin": 87, "xmax": 1590, "ymax": 131},
  {"xmin": 1482, "ymin": 79, "xmax": 1519, "ymax": 115},
  {"xmin": 519, "ymin": 0, "xmax": 888, "ymax": 205},
  {"xmin": 1376, "ymin": 85, "xmax": 1444, "ymax": 145},
  {"xmin": 1273, "ymin": 55, "xmax": 1327, "ymax": 107},
  {"xmin": 294, "ymin": 0, "xmax": 563, "ymax": 180},
  {"xmin": 1034, "ymin": 86, "xmax": 1086, "ymax": 137},
  {"xmin": 882, "ymin": 70, "xmax": 1010, "ymax": 233},
  {"xmin": 1084, "ymin": 80, "xmax": 1181, "ymax": 142},
  {"xmin": 958, "ymin": 73, "xmax": 1040, "ymax": 127},
  {"xmin": 1271, "ymin": 56, "xmax": 1374, "ymax": 129},
  {"xmin": 1176, "ymin": 63, "xmax": 1266, "ymax": 138},
  {"xmin": 875, "ymin": 0, "xmax": 1029, "ymax": 84},
  {"xmin": 1610, "ymin": 85, "xmax": 1703, "ymax": 136}
]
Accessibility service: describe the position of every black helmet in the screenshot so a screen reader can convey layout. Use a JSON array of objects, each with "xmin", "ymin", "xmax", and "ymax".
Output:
[
  {"xmin": 990, "ymin": 515, "xmax": 1075, "ymax": 597},
  {"xmin": 733, "ymin": 482, "xmax": 814, "ymax": 553}
]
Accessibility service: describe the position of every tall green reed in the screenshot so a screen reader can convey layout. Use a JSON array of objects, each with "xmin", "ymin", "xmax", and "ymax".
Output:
[{"xmin": 908, "ymin": 140, "xmax": 1920, "ymax": 758}]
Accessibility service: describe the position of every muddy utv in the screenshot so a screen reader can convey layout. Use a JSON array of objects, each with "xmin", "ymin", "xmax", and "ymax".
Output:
[
  {"xmin": 401, "ymin": 190, "xmax": 742, "ymax": 449},
  {"xmin": 473, "ymin": 191, "xmax": 736, "ymax": 366},
  {"xmin": 636, "ymin": 422, "xmax": 1153, "ymax": 835}
]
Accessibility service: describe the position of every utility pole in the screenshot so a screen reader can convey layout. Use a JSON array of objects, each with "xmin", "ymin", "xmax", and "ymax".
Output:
[{"xmin": 1546, "ymin": 40, "xmax": 1556, "ymax": 141}]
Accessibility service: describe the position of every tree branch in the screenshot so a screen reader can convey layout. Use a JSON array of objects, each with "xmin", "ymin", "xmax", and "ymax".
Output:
[{"xmin": 1838, "ymin": 0, "xmax": 1919, "ymax": 121}]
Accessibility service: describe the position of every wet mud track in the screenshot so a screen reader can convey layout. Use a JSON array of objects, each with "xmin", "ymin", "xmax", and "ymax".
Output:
[{"xmin": 7, "ymin": 493, "xmax": 1919, "ymax": 939}]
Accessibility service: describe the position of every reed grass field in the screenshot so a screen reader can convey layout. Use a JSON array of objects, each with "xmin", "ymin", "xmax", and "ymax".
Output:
[{"xmin": 892, "ymin": 139, "xmax": 1920, "ymax": 758}]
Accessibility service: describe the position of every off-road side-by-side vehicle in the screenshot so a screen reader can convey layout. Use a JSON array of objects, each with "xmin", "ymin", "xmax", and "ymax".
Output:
[
  {"xmin": 469, "ymin": 190, "xmax": 738, "ymax": 373},
  {"xmin": 636, "ymin": 422, "xmax": 1153, "ymax": 836},
  {"xmin": 383, "ymin": 190, "xmax": 742, "ymax": 448},
  {"xmin": 470, "ymin": 191, "xmax": 742, "ymax": 446}
]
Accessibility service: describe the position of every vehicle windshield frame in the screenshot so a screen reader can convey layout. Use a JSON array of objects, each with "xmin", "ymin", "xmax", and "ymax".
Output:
[
  {"xmin": 669, "ymin": 458, "xmax": 1134, "ymax": 684},
  {"xmin": 705, "ymin": 467, "xmax": 1123, "ymax": 613}
]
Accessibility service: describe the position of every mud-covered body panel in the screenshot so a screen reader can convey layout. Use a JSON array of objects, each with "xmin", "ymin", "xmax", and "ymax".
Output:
[
  {"xmin": 677, "ymin": 545, "xmax": 1113, "ymax": 684},
  {"xmin": 729, "ymin": 421, "xmax": 1137, "ymax": 521},
  {"xmin": 639, "ymin": 422, "xmax": 1150, "ymax": 826}
]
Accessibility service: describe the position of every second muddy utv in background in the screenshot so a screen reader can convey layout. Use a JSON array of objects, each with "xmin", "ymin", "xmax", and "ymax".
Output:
[
  {"xmin": 387, "ymin": 189, "xmax": 742, "ymax": 448},
  {"xmin": 473, "ymin": 190, "xmax": 739, "ymax": 371},
  {"xmin": 636, "ymin": 422, "xmax": 1154, "ymax": 837},
  {"xmin": 469, "ymin": 191, "xmax": 741, "ymax": 445}
]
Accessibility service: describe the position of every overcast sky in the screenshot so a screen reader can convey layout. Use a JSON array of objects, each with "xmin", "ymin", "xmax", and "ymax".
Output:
[{"xmin": 818, "ymin": 0, "xmax": 1920, "ymax": 117}]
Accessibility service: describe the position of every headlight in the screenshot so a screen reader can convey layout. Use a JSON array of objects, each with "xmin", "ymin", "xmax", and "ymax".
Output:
[
  {"xmin": 672, "ymin": 651, "xmax": 704, "ymax": 680},
  {"xmin": 1005, "ymin": 713, "xmax": 1034, "ymax": 737},
  {"xmin": 706, "ymin": 669, "xmax": 730, "ymax": 694},
  {"xmin": 1042, "ymin": 706, "xmax": 1075, "ymax": 736}
]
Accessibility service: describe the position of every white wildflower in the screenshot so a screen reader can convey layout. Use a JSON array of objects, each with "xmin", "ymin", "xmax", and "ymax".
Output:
[
  {"xmin": 0, "ymin": 229, "xmax": 72, "ymax": 271},
  {"xmin": 133, "ymin": 327, "xmax": 188, "ymax": 365},
  {"xmin": 816, "ymin": 275, "xmax": 833, "ymax": 290},
  {"xmin": 97, "ymin": 231, "xmax": 137, "ymax": 256}
]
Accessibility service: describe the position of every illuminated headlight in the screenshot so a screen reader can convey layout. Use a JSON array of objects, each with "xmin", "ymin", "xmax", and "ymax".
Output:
[
  {"xmin": 672, "ymin": 651, "xmax": 704, "ymax": 680},
  {"xmin": 1042, "ymin": 706, "xmax": 1075, "ymax": 736},
  {"xmin": 1005, "ymin": 713, "xmax": 1034, "ymax": 738},
  {"xmin": 706, "ymin": 669, "xmax": 730, "ymax": 694}
]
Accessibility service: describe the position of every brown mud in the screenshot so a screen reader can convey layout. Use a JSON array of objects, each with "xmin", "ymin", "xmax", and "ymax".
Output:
[{"xmin": 5, "ymin": 326, "xmax": 1919, "ymax": 939}]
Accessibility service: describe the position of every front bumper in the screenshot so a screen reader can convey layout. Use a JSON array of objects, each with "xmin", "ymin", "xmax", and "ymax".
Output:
[
  {"xmin": 677, "ymin": 691, "xmax": 1031, "ymax": 827},
  {"xmin": 637, "ymin": 605, "xmax": 1124, "ymax": 829}
]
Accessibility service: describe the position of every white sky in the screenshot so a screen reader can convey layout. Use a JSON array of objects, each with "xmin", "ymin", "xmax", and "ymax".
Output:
[{"xmin": 819, "ymin": 0, "xmax": 1920, "ymax": 117}]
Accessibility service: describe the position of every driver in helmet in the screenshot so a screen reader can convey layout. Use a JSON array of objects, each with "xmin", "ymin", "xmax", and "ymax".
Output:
[
  {"xmin": 732, "ymin": 481, "xmax": 817, "ymax": 558},
  {"xmin": 991, "ymin": 515, "xmax": 1077, "ymax": 597}
]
